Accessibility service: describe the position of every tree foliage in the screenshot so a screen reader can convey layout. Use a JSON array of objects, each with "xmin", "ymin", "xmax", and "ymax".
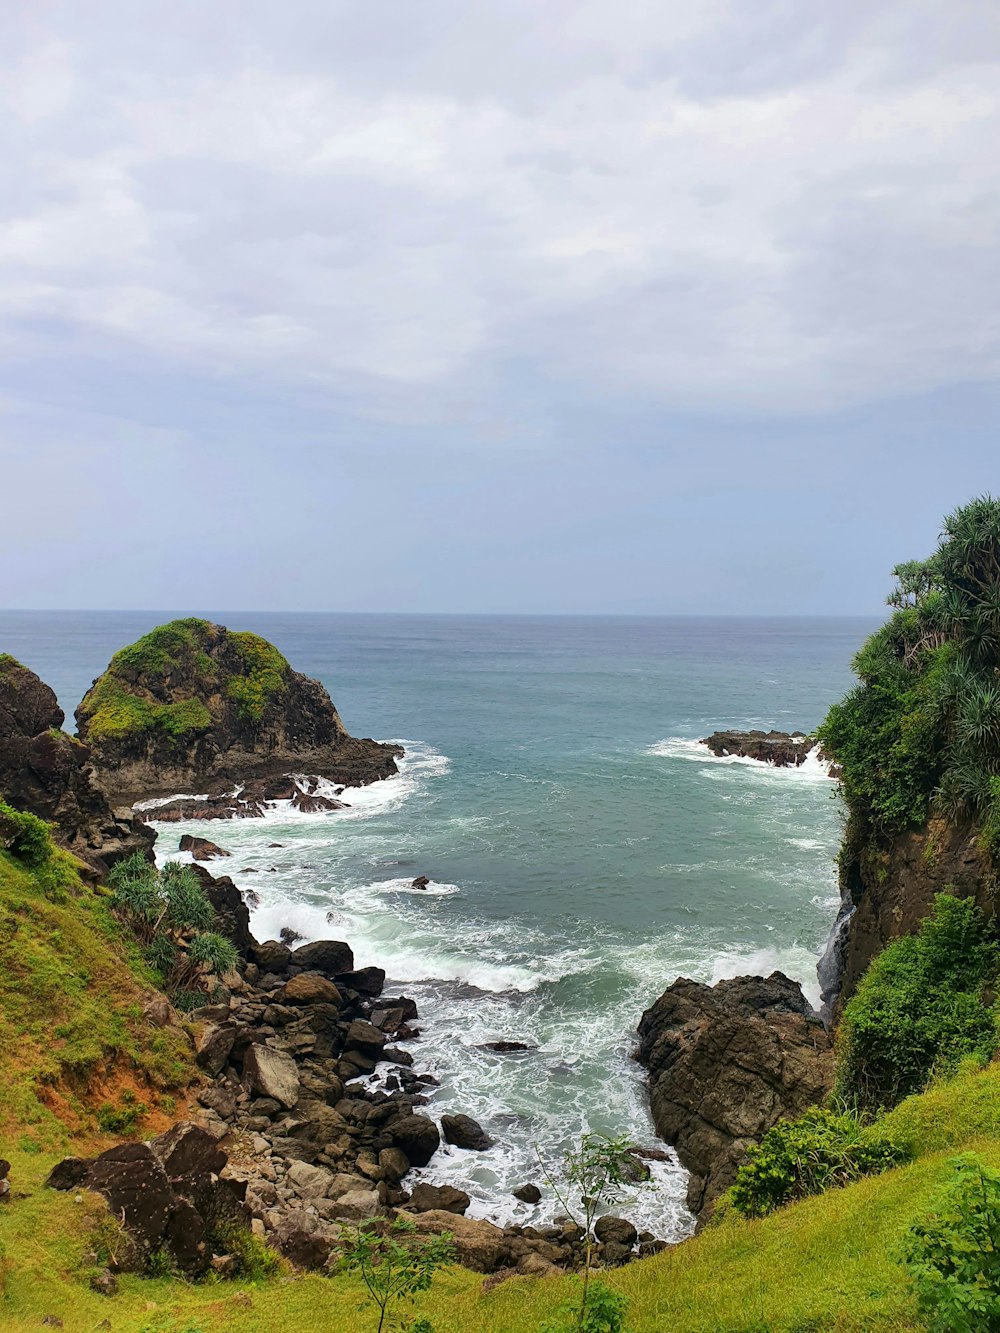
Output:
[
  {"xmin": 818, "ymin": 496, "xmax": 1000, "ymax": 843},
  {"xmin": 836, "ymin": 894, "xmax": 1000, "ymax": 1114},
  {"xmin": 335, "ymin": 1215, "xmax": 453, "ymax": 1333}
]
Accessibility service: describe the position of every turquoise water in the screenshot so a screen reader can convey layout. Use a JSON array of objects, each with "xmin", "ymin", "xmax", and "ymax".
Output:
[{"xmin": 0, "ymin": 612, "xmax": 874, "ymax": 1237}]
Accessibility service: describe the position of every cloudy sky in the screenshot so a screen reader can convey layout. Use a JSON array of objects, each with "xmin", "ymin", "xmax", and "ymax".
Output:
[{"xmin": 2, "ymin": 1, "xmax": 999, "ymax": 613}]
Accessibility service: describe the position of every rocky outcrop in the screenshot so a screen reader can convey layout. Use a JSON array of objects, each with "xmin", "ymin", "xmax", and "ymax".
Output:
[
  {"xmin": 636, "ymin": 971, "xmax": 834, "ymax": 1218},
  {"xmin": 75, "ymin": 619, "xmax": 402, "ymax": 803},
  {"xmin": 0, "ymin": 654, "xmax": 151, "ymax": 874},
  {"xmin": 701, "ymin": 729, "xmax": 821, "ymax": 768},
  {"xmin": 47, "ymin": 1124, "xmax": 248, "ymax": 1277},
  {"xmin": 819, "ymin": 815, "xmax": 991, "ymax": 1017}
]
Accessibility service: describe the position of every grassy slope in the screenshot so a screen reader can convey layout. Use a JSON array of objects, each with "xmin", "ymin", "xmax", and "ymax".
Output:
[
  {"xmin": 5, "ymin": 1068, "xmax": 1000, "ymax": 1331},
  {"xmin": 0, "ymin": 849, "xmax": 193, "ymax": 1150}
]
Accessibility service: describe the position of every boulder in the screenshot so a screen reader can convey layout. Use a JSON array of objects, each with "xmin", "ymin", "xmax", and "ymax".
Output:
[
  {"xmin": 250, "ymin": 939, "xmax": 292, "ymax": 973},
  {"xmin": 150, "ymin": 1123, "xmax": 227, "ymax": 1180},
  {"xmin": 513, "ymin": 1183, "xmax": 542, "ymax": 1204},
  {"xmin": 278, "ymin": 973, "xmax": 343, "ymax": 1006},
  {"xmin": 336, "ymin": 967, "xmax": 386, "ymax": 997},
  {"xmin": 389, "ymin": 1114, "xmax": 441, "ymax": 1168},
  {"xmin": 292, "ymin": 939, "xmax": 354, "ymax": 977},
  {"xmin": 286, "ymin": 1160, "xmax": 338, "ymax": 1200},
  {"xmin": 243, "ymin": 1044, "xmax": 301, "ymax": 1109},
  {"xmin": 594, "ymin": 1215, "xmax": 637, "ymax": 1248},
  {"xmin": 85, "ymin": 1143, "xmax": 174, "ymax": 1251},
  {"xmin": 378, "ymin": 1148, "xmax": 410, "ymax": 1182},
  {"xmin": 179, "ymin": 834, "xmax": 230, "ymax": 861},
  {"xmin": 407, "ymin": 1183, "xmax": 470, "ymax": 1215},
  {"xmin": 412, "ymin": 876, "xmax": 431, "ymax": 889},
  {"xmin": 441, "ymin": 1113, "xmax": 492, "ymax": 1151},
  {"xmin": 195, "ymin": 1022, "xmax": 237, "ymax": 1075},
  {"xmin": 636, "ymin": 971, "xmax": 834, "ymax": 1217},
  {"xmin": 409, "ymin": 1211, "xmax": 507, "ymax": 1273},
  {"xmin": 325, "ymin": 1188, "xmax": 381, "ymax": 1220},
  {"xmin": 345, "ymin": 1019, "xmax": 386, "ymax": 1057}
]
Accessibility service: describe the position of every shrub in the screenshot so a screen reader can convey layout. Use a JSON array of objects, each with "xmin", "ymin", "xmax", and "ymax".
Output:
[
  {"xmin": 96, "ymin": 1090, "xmax": 146, "ymax": 1135},
  {"xmin": 0, "ymin": 799, "xmax": 53, "ymax": 867},
  {"xmin": 160, "ymin": 862, "xmax": 213, "ymax": 931},
  {"xmin": 904, "ymin": 1154, "xmax": 1000, "ymax": 1332},
  {"xmin": 541, "ymin": 1279, "xmax": 630, "ymax": 1333},
  {"xmin": 208, "ymin": 1221, "xmax": 282, "ymax": 1282},
  {"xmin": 728, "ymin": 1107, "xmax": 907, "ymax": 1218},
  {"xmin": 837, "ymin": 894, "xmax": 1000, "ymax": 1113},
  {"xmin": 335, "ymin": 1215, "xmax": 454, "ymax": 1333}
]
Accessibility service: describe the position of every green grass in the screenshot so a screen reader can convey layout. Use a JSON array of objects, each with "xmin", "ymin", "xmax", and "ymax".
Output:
[
  {"xmin": 78, "ymin": 676, "xmax": 213, "ymax": 742},
  {"xmin": 0, "ymin": 653, "xmax": 25, "ymax": 674},
  {"xmin": 8, "ymin": 1065, "xmax": 1000, "ymax": 1331},
  {"xmin": 224, "ymin": 630, "xmax": 289, "ymax": 722}
]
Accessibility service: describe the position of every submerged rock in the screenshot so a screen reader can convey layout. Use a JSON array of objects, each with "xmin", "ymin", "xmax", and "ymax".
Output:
[
  {"xmin": 76, "ymin": 618, "xmax": 402, "ymax": 802},
  {"xmin": 636, "ymin": 971, "xmax": 833, "ymax": 1218},
  {"xmin": 179, "ymin": 834, "xmax": 230, "ymax": 861}
]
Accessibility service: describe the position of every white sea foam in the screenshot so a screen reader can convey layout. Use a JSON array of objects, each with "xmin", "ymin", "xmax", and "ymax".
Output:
[{"xmin": 648, "ymin": 736, "xmax": 836, "ymax": 781}]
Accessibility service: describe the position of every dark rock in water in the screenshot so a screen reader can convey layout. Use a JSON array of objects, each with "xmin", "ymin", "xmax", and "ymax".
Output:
[
  {"xmin": 0, "ymin": 655, "xmax": 152, "ymax": 875},
  {"xmin": 291, "ymin": 788, "xmax": 347, "ymax": 813},
  {"xmin": 292, "ymin": 939, "xmax": 354, "ymax": 977},
  {"xmin": 412, "ymin": 875, "xmax": 431, "ymax": 889},
  {"xmin": 636, "ymin": 971, "xmax": 833, "ymax": 1219},
  {"xmin": 142, "ymin": 794, "xmax": 267, "ymax": 822},
  {"xmin": 513, "ymin": 1183, "xmax": 541, "ymax": 1204},
  {"xmin": 407, "ymin": 1182, "xmax": 470, "ymax": 1215},
  {"xmin": 76, "ymin": 618, "xmax": 402, "ymax": 802},
  {"xmin": 441, "ymin": 1113, "xmax": 493, "ymax": 1151},
  {"xmin": 269, "ymin": 842, "xmax": 284, "ymax": 848},
  {"xmin": 701, "ymin": 729, "xmax": 822, "ymax": 769},
  {"xmin": 279, "ymin": 926, "xmax": 304, "ymax": 946},
  {"xmin": 337, "ymin": 966, "xmax": 385, "ymax": 997},
  {"xmin": 179, "ymin": 834, "xmax": 230, "ymax": 861},
  {"xmin": 390, "ymin": 1114, "xmax": 441, "ymax": 1167},
  {"xmin": 484, "ymin": 1040, "xmax": 535, "ymax": 1053}
]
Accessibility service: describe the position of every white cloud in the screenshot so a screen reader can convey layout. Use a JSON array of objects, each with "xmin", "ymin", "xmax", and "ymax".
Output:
[{"xmin": 1, "ymin": 1, "xmax": 999, "ymax": 417}]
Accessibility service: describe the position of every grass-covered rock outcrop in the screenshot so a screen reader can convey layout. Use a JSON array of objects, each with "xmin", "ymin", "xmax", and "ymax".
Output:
[{"xmin": 76, "ymin": 618, "xmax": 401, "ymax": 800}]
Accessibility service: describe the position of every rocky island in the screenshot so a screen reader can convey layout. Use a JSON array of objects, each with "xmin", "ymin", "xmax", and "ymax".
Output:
[
  {"xmin": 76, "ymin": 618, "xmax": 402, "ymax": 804},
  {"xmin": 701, "ymin": 728, "xmax": 823, "ymax": 768}
]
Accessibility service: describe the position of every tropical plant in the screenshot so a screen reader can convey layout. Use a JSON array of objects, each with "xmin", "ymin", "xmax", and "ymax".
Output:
[
  {"xmin": 904, "ymin": 1154, "xmax": 1000, "ymax": 1332},
  {"xmin": 335, "ymin": 1215, "xmax": 453, "ymax": 1333},
  {"xmin": 728, "ymin": 1107, "xmax": 907, "ymax": 1218},
  {"xmin": 536, "ymin": 1133, "xmax": 644, "ymax": 1332},
  {"xmin": 107, "ymin": 853, "xmax": 233, "ymax": 1001}
]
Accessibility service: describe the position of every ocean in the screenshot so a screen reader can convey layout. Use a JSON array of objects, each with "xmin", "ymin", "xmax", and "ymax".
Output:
[{"xmin": 0, "ymin": 611, "xmax": 875, "ymax": 1239}]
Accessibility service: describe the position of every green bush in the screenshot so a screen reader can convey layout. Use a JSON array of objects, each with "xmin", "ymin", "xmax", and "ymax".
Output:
[
  {"xmin": 0, "ymin": 798, "xmax": 55, "ymax": 867},
  {"xmin": 904, "ymin": 1154, "xmax": 1000, "ymax": 1332},
  {"xmin": 837, "ymin": 894, "xmax": 1000, "ymax": 1113},
  {"xmin": 728, "ymin": 1106, "xmax": 907, "ymax": 1218},
  {"xmin": 819, "ymin": 496, "xmax": 1000, "ymax": 843},
  {"xmin": 96, "ymin": 1090, "xmax": 147, "ymax": 1135}
]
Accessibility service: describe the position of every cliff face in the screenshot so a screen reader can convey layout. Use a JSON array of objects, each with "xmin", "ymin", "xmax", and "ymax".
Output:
[
  {"xmin": 75, "ymin": 620, "xmax": 401, "ymax": 801},
  {"xmin": 0, "ymin": 654, "xmax": 151, "ymax": 873},
  {"xmin": 820, "ymin": 815, "xmax": 991, "ymax": 1016}
]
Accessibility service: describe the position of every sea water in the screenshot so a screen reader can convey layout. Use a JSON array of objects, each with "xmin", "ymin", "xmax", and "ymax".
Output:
[{"xmin": 0, "ymin": 612, "xmax": 875, "ymax": 1239}]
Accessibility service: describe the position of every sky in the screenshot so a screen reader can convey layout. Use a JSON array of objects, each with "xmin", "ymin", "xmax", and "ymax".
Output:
[{"xmin": 1, "ymin": 1, "xmax": 999, "ymax": 615}]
